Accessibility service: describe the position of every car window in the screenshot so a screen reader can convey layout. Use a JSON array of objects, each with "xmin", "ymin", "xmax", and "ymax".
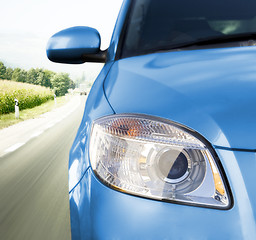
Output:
[{"xmin": 121, "ymin": 0, "xmax": 256, "ymax": 58}]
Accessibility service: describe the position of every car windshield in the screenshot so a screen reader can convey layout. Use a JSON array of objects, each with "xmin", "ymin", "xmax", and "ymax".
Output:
[{"xmin": 121, "ymin": 0, "xmax": 256, "ymax": 58}]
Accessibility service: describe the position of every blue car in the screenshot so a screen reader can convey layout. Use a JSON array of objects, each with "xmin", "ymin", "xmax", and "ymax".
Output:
[{"xmin": 47, "ymin": 0, "xmax": 256, "ymax": 239}]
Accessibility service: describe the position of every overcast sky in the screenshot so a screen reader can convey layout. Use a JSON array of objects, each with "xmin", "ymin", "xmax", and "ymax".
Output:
[{"xmin": 0, "ymin": 0, "xmax": 123, "ymax": 80}]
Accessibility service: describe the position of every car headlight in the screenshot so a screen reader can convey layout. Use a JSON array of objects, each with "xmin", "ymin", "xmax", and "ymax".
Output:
[{"xmin": 89, "ymin": 114, "xmax": 231, "ymax": 209}]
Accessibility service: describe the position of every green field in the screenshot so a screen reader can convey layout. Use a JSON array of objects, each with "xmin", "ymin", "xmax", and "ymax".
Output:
[
  {"xmin": 0, "ymin": 95, "xmax": 69, "ymax": 129},
  {"xmin": 0, "ymin": 80, "xmax": 54, "ymax": 115}
]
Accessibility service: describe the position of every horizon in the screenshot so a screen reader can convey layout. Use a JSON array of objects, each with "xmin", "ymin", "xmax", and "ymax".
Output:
[{"xmin": 0, "ymin": 0, "xmax": 123, "ymax": 81}]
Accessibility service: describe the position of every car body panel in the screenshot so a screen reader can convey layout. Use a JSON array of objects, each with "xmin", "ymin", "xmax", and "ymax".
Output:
[
  {"xmin": 65, "ymin": 1, "xmax": 256, "ymax": 239},
  {"xmin": 69, "ymin": 148, "xmax": 256, "ymax": 240},
  {"xmin": 68, "ymin": 62, "xmax": 114, "ymax": 192},
  {"xmin": 107, "ymin": 0, "xmax": 130, "ymax": 62},
  {"xmin": 104, "ymin": 46, "xmax": 256, "ymax": 150}
]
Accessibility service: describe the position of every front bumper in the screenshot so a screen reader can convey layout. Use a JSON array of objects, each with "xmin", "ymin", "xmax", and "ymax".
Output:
[{"xmin": 69, "ymin": 148, "xmax": 256, "ymax": 240}]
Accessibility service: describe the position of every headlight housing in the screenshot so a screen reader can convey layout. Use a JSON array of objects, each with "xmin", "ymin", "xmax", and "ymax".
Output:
[{"xmin": 89, "ymin": 114, "xmax": 231, "ymax": 209}]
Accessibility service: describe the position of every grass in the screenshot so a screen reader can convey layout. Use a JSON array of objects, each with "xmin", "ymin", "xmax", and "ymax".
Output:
[
  {"xmin": 0, "ymin": 96, "xmax": 69, "ymax": 129},
  {"xmin": 0, "ymin": 80, "xmax": 54, "ymax": 115}
]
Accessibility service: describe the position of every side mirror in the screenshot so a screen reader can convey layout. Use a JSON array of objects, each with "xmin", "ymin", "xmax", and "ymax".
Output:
[{"xmin": 46, "ymin": 26, "xmax": 106, "ymax": 64}]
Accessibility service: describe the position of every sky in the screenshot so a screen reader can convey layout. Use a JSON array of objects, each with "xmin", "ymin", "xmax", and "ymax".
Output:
[{"xmin": 0, "ymin": 0, "xmax": 123, "ymax": 81}]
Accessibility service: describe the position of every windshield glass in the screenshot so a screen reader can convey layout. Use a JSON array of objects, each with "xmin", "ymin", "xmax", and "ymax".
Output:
[{"xmin": 121, "ymin": 0, "xmax": 256, "ymax": 58}]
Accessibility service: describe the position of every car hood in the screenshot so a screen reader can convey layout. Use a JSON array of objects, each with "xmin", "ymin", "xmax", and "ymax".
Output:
[{"xmin": 104, "ymin": 47, "xmax": 256, "ymax": 150}]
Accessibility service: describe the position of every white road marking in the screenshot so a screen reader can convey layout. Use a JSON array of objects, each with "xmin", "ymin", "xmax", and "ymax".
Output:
[
  {"xmin": 1, "ymin": 96, "xmax": 82, "ymax": 157},
  {"xmin": 30, "ymin": 131, "xmax": 44, "ymax": 138},
  {"xmin": 45, "ymin": 123, "xmax": 55, "ymax": 129},
  {"xmin": 5, "ymin": 143, "xmax": 25, "ymax": 153}
]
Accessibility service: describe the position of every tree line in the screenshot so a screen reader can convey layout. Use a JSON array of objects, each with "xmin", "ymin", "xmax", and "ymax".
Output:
[{"xmin": 0, "ymin": 61, "xmax": 75, "ymax": 96}]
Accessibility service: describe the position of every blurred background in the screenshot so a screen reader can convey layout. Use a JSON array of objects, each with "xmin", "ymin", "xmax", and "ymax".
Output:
[
  {"xmin": 0, "ymin": 0, "xmax": 122, "ymax": 82},
  {"xmin": 0, "ymin": 1, "xmax": 122, "ymax": 239}
]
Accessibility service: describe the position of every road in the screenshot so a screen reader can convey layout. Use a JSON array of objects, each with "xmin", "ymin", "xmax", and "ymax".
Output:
[{"xmin": 0, "ymin": 96, "xmax": 86, "ymax": 240}]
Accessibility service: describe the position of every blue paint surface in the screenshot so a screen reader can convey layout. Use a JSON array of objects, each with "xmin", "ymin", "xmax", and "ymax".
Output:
[
  {"xmin": 69, "ymin": 45, "xmax": 256, "ymax": 238},
  {"xmin": 45, "ymin": 0, "xmax": 256, "ymax": 238},
  {"xmin": 105, "ymin": 47, "xmax": 256, "ymax": 150},
  {"xmin": 46, "ymin": 26, "xmax": 101, "ymax": 64},
  {"xmin": 69, "ymin": 158, "xmax": 256, "ymax": 240}
]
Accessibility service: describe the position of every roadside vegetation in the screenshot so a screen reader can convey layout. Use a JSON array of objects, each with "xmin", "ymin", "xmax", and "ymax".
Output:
[
  {"xmin": 0, "ymin": 95, "xmax": 69, "ymax": 129},
  {"xmin": 0, "ymin": 61, "xmax": 75, "ymax": 97},
  {"xmin": 0, "ymin": 80, "xmax": 54, "ymax": 114},
  {"xmin": 0, "ymin": 61, "xmax": 77, "ymax": 128}
]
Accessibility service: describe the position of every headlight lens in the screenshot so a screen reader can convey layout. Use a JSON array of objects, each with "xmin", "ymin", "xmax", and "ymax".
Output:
[{"xmin": 89, "ymin": 114, "xmax": 231, "ymax": 209}]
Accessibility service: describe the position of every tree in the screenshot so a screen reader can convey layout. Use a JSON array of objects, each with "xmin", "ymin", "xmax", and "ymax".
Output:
[
  {"xmin": 43, "ymin": 69, "xmax": 54, "ymax": 88},
  {"xmin": 69, "ymin": 79, "xmax": 76, "ymax": 89},
  {"xmin": 1, "ymin": 62, "xmax": 73, "ymax": 92},
  {"xmin": 26, "ymin": 68, "xmax": 38, "ymax": 84},
  {"xmin": 5, "ymin": 67, "xmax": 13, "ymax": 80},
  {"xmin": 12, "ymin": 68, "xmax": 21, "ymax": 81},
  {"xmin": 26, "ymin": 68, "xmax": 52, "ymax": 87},
  {"xmin": 37, "ymin": 69, "xmax": 52, "ymax": 88},
  {"xmin": 51, "ymin": 73, "xmax": 71, "ymax": 96},
  {"xmin": 12, "ymin": 68, "xmax": 27, "ymax": 82},
  {"xmin": 0, "ymin": 61, "xmax": 6, "ymax": 79}
]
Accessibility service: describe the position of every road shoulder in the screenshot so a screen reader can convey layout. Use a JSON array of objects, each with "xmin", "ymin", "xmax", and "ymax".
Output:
[{"xmin": 0, "ymin": 95, "xmax": 83, "ymax": 158}]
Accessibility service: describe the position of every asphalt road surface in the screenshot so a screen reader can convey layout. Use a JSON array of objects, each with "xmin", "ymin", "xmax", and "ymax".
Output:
[{"xmin": 0, "ymin": 96, "xmax": 86, "ymax": 240}]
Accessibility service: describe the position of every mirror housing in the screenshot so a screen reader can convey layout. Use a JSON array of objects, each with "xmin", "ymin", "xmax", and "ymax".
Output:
[{"xmin": 46, "ymin": 26, "xmax": 106, "ymax": 64}]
